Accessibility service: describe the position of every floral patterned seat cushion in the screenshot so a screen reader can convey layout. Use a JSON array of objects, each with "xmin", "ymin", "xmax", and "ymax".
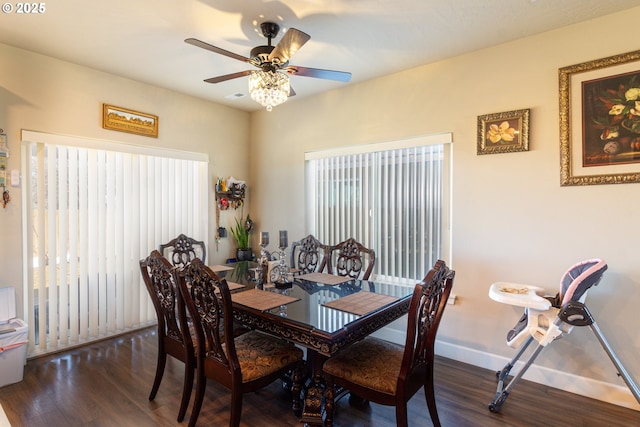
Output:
[
  {"xmin": 233, "ymin": 331, "xmax": 303, "ymax": 383},
  {"xmin": 323, "ymin": 337, "xmax": 403, "ymax": 395}
]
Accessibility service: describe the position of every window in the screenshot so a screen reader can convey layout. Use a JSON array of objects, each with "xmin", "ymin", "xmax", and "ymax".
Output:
[
  {"xmin": 305, "ymin": 134, "xmax": 451, "ymax": 283},
  {"xmin": 21, "ymin": 130, "xmax": 208, "ymax": 356}
]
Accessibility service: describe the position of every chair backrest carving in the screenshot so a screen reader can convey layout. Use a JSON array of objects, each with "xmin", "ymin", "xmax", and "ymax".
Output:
[
  {"xmin": 139, "ymin": 250, "xmax": 190, "ymax": 346},
  {"xmin": 175, "ymin": 258, "xmax": 237, "ymax": 375},
  {"xmin": 327, "ymin": 237, "xmax": 376, "ymax": 280},
  {"xmin": 290, "ymin": 234, "xmax": 329, "ymax": 275},
  {"xmin": 159, "ymin": 233, "xmax": 206, "ymax": 269},
  {"xmin": 402, "ymin": 260, "xmax": 454, "ymax": 376}
]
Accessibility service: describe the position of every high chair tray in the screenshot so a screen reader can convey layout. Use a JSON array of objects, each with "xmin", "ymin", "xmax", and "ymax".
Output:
[{"xmin": 489, "ymin": 282, "xmax": 551, "ymax": 311}]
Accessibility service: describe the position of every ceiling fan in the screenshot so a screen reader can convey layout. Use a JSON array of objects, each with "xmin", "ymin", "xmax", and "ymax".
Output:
[{"xmin": 185, "ymin": 22, "xmax": 352, "ymax": 110}]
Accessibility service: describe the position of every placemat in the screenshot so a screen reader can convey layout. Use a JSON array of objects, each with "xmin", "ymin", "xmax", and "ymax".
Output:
[
  {"xmin": 322, "ymin": 292, "xmax": 399, "ymax": 316},
  {"xmin": 226, "ymin": 281, "xmax": 246, "ymax": 292},
  {"xmin": 209, "ymin": 264, "xmax": 234, "ymax": 272},
  {"xmin": 231, "ymin": 289, "xmax": 300, "ymax": 312},
  {"xmin": 297, "ymin": 272, "xmax": 353, "ymax": 286},
  {"xmin": 214, "ymin": 281, "xmax": 245, "ymax": 296}
]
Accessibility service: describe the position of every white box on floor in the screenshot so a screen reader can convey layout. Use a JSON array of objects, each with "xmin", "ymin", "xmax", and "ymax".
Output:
[{"xmin": 0, "ymin": 287, "xmax": 29, "ymax": 388}]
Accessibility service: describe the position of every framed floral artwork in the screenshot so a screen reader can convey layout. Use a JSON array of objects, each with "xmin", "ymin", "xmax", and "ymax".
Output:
[
  {"xmin": 477, "ymin": 109, "xmax": 530, "ymax": 155},
  {"xmin": 559, "ymin": 50, "xmax": 640, "ymax": 186}
]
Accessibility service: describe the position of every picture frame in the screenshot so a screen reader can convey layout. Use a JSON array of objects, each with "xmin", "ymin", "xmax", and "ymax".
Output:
[
  {"xmin": 477, "ymin": 109, "xmax": 530, "ymax": 155},
  {"xmin": 102, "ymin": 104, "xmax": 158, "ymax": 138},
  {"xmin": 559, "ymin": 50, "xmax": 640, "ymax": 186}
]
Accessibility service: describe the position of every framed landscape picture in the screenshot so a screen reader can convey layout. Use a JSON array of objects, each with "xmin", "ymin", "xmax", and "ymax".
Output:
[{"xmin": 102, "ymin": 104, "xmax": 158, "ymax": 138}]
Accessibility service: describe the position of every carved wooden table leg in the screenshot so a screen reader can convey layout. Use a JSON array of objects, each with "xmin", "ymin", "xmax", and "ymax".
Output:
[
  {"xmin": 300, "ymin": 373, "xmax": 324, "ymax": 425},
  {"xmin": 292, "ymin": 362, "xmax": 303, "ymax": 416},
  {"xmin": 300, "ymin": 351, "xmax": 327, "ymax": 426},
  {"xmin": 324, "ymin": 378, "xmax": 335, "ymax": 427}
]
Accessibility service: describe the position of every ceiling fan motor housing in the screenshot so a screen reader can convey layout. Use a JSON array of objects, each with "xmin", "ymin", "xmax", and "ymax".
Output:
[
  {"xmin": 250, "ymin": 45, "xmax": 279, "ymax": 70},
  {"xmin": 251, "ymin": 22, "xmax": 287, "ymax": 70}
]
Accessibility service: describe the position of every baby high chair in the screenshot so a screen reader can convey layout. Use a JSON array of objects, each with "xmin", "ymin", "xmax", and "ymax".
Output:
[{"xmin": 487, "ymin": 258, "xmax": 640, "ymax": 412}]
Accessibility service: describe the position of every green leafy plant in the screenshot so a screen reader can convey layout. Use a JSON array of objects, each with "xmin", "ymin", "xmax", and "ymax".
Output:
[{"xmin": 229, "ymin": 215, "xmax": 250, "ymax": 249}]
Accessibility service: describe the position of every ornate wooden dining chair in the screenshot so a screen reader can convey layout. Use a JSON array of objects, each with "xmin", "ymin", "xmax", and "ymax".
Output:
[
  {"xmin": 327, "ymin": 237, "xmax": 376, "ymax": 280},
  {"xmin": 159, "ymin": 233, "xmax": 206, "ymax": 268},
  {"xmin": 139, "ymin": 250, "xmax": 195, "ymax": 422},
  {"xmin": 289, "ymin": 234, "xmax": 329, "ymax": 274},
  {"xmin": 323, "ymin": 259, "xmax": 455, "ymax": 427},
  {"xmin": 175, "ymin": 258, "xmax": 304, "ymax": 427}
]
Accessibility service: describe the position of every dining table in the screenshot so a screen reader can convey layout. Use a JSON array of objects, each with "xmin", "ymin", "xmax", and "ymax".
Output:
[{"xmin": 209, "ymin": 261, "xmax": 415, "ymax": 426}]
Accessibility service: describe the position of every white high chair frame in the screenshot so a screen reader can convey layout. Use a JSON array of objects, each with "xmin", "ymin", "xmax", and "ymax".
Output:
[{"xmin": 487, "ymin": 258, "xmax": 640, "ymax": 412}]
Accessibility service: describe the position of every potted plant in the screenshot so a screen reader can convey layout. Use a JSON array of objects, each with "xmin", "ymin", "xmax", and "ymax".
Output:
[{"xmin": 230, "ymin": 214, "xmax": 253, "ymax": 261}]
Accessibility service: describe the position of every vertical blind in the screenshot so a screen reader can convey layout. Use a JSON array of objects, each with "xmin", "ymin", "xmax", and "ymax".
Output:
[
  {"xmin": 21, "ymin": 130, "xmax": 208, "ymax": 356},
  {"xmin": 306, "ymin": 134, "xmax": 451, "ymax": 283}
]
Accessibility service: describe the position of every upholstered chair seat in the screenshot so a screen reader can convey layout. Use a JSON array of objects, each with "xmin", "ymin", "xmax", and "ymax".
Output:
[
  {"xmin": 323, "ymin": 337, "xmax": 403, "ymax": 395},
  {"xmin": 230, "ymin": 331, "xmax": 304, "ymax": 383}
]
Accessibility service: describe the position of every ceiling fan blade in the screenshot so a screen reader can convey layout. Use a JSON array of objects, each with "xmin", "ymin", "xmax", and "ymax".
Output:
[
  {"xmin": 283, "ymin": 65, "xmax": 352, "ymax": 82},
  {"xmin": 185, "ymin": 38, "xmax": 250, "ymax": 63},
  {"xmin": 204, "ymin": 70, "xmax": 252, "ymax": 84},
  {"xmin": 269, "ymin": 28, "xmax": 310, "ymax": 65}
]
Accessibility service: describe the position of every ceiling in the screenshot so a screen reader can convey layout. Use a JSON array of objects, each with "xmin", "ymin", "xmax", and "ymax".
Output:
[{"xmin": 0, "ymin": 0, "xmax": 638, "ymax": 112}]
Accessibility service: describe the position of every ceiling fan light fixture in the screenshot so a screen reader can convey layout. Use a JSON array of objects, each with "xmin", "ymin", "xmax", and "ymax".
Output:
[{"xmin": 248, "ymin": 70, "xmax": 289, "ymax": 111}]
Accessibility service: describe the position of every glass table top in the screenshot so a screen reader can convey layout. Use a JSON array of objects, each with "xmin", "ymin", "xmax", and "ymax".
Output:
[{"xmin": 213, "ymin": 261, "xmax": 415, "ymax": 334}]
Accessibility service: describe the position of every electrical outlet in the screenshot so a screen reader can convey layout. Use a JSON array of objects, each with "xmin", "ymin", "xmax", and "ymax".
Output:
[
  {"xmin": 447, "ymin": 294, "xmax": 457, "ymax": 305},
  {"xmin": 10, "ymin": 169, "xmax": 20, "ymax": 187}
]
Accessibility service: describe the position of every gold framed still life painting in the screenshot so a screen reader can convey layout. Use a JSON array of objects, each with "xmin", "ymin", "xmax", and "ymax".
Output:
[
  {"xmin": 559, "ymin": 49, "xmax": 640, "ymax": 186},
  {"xmin": 477, "ymin": 109, "xmax": 530, "ymax": 155}
]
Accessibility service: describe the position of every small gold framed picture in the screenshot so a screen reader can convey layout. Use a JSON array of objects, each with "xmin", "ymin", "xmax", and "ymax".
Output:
[
  {"xmin": 477, "ymin": 109, "xmax": 530, "ymax": 155},
  {"xmin": 103, "ymin": 104, "xmax": 158, "ymax": 138}
]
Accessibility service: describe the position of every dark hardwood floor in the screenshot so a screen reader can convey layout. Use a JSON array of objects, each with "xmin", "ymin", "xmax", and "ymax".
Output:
[{"xmin": 0, "ymin": 327, "xmax": 637, "ymax": 426}]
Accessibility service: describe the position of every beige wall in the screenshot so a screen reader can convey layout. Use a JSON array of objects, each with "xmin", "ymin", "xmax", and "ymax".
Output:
[
  {"xmin": 0, "ymin": 43, "xmax": 250, "ymax": 318},
  {"xmin": 1, "ymin": 6, "xmax": 639, "ymax": 410},
  {"xmin": 250, "ymin": 8, "xmax": 640, "ymax": 408}
]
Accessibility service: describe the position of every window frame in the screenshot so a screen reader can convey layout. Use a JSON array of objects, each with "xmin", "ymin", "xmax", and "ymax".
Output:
[{"xmin": 304, "ymin": 133, "xmax": 452, "ymax": 283}]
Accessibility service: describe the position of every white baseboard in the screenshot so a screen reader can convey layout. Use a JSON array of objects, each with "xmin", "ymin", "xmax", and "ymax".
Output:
[
  {"xmin": 436, "ymin": 340, "xmax": 640, "ymax": 412},
  {"xmin": 373, "ymin": 325, "xmax": 640, "ymax": 411}
]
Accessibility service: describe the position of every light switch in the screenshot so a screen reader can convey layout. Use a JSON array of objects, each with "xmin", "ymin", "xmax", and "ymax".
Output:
[{"xmin": 10, "ymin": 169, "xmax": 19, "ymax": 187}]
